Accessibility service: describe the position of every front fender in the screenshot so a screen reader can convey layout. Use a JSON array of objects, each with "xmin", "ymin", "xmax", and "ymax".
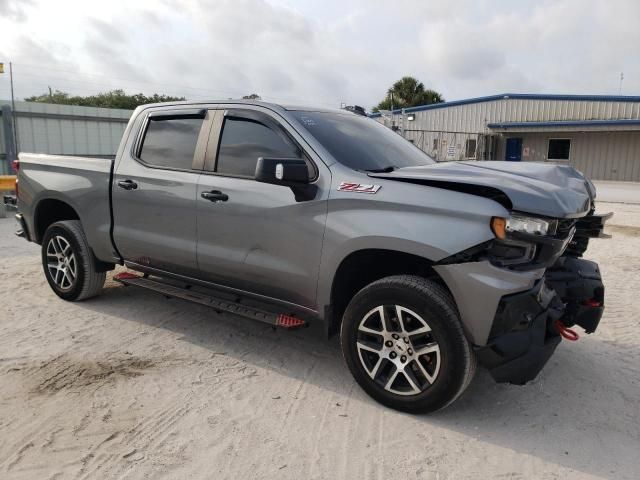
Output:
[{"xmin": 315, "ymin": 175, "xmax": 509, "ymax": 313}]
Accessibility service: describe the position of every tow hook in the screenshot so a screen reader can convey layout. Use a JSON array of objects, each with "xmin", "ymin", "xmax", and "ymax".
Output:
[{"xmin": 554, "ymin": 320, "xmax": 580, "ymax": 341}]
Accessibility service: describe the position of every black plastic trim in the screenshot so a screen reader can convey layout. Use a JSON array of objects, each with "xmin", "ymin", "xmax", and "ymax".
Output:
[
  {"xmin": 477, "ymin": 280, "xmax": 564, "ymax": 385},
  {"xmin": 14, "ymin": 213, "xmax": 30, "ymax": 240},
  {"xmin": 545, "ymin": 257, "xmax": 605, "ymax": 333},
  {"xmin": 148, "ymin": 108, "xmax": 206, "ymax": 120}
]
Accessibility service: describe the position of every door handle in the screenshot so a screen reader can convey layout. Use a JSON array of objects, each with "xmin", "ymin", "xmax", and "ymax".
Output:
[
  {"xmin": 201, "ymin": 190, "xmax": 229, "ymax": 202},
  {"xmin": 117, "ymin": 179, "xmax": 138, "ymax": 190}
]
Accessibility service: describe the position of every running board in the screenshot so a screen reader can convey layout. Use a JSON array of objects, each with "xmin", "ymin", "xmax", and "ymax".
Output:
[{"xmin": 113, "ymin": 273, "xmax": 307, "ymax": 329}]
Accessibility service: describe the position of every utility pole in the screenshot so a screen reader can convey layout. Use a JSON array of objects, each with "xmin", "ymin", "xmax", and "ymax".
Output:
[
  {"xmin": 9, "ymin": 62, "xmax": 18, "ymax": 151},
  {"xmin": 390, "ymin": 91, "xmax": 395, "ymax": 131},
  {"xmin": 619, "ymin": 72, "xmax": 624, "ymax": 94}
]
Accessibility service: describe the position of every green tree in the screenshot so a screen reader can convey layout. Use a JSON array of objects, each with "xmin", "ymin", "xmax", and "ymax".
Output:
[
  {"xmin": 242, "ymin": 93, "xmax": 261, "ymax": 100},
  {"xmin": 373, "ymin": 76, "xmax": 444, "ymax": 112},
  {"xmin": 25, "ymin": 89, "xmax": 186, "ymax": 109}
]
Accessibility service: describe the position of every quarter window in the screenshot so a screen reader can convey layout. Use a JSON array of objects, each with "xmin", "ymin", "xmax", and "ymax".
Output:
[
  {"xmin": 216, "ymin": 117, "xmax": 301, "ymax": 177},
  {"xmin": 139, "ymin": 117, "xmax": 203, "ymax": 170},
  {"xmin": 548, "ymin": 138, "xmax": 571, "ymax": 161}
]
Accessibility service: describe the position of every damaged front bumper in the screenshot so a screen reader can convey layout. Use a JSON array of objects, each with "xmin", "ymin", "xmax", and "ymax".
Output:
[{"xmin": 476, "ymin": 257, "xmax": 605, "ymax": 384}]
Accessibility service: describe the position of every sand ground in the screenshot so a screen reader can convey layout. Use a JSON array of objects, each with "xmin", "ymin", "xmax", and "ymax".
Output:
[{"xmin": 0, "ymin": 203, "xmax": 638, "ymax": 480}]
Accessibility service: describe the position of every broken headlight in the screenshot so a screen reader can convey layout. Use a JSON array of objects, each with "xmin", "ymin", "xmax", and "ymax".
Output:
[
  {"xmin": 492, "ymin": 214, "xmax": 557, "ymax": 239},
  {"xmin": 489, "ymin": 214, "xmax": 570, "ymax": 270},
  {"xmin": 506, "ymin": 214, "xmax": 555, "ymax": 236}
]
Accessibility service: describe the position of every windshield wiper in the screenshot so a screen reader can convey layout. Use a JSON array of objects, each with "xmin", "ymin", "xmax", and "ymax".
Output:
[{"xmin": 365, "ymin": 166, "xmax": 397, "ymax": 173}]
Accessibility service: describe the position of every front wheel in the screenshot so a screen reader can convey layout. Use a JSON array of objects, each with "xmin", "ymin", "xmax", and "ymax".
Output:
[
  {"xmin": 41, "ymin": 220, "xmax": 106, "ymax": 301},
  {"xmin": 340, "ymin": 275, "xmax": 476, "ymax": 413}
]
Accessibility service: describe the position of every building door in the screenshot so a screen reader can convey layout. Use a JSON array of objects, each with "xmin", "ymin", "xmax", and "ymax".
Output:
[{"xmin": 505, "ymin": 137, "xmax": 523, "ymax": 161}]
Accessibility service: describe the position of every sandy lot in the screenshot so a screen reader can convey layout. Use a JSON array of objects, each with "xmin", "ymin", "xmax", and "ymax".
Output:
[{"xmin": 0, "ymin": 204, "xmax": 639, "ymax": 480}]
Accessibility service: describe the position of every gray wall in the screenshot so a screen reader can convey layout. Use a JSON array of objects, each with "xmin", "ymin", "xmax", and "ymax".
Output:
[
  {"xmin": 0, "ymin": 100, "xmax": 132, "ymax": 174},
  {"xmin": 499, "ymin": 131, "xmax": 640, "ymax": 182}
]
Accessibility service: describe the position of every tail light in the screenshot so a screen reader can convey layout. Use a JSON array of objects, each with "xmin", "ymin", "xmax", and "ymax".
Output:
[{"xmin": 11, "ymin": 159, "xmax": 19, "ymax": 198}]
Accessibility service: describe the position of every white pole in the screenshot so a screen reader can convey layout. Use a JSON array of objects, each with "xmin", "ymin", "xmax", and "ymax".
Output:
[{"xmin": 9, "ymin": 62, "xmax": 18, "ymax": 150}]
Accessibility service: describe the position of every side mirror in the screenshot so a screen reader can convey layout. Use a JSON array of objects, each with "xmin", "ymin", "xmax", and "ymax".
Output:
[{"xmin": 255, "ymin": 157, "xmax": 310, "ymax": 186}]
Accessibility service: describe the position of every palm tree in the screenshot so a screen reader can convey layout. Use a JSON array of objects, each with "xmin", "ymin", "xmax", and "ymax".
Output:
[{"xmin": 374, "ymin": 77, "xmax": 444, "ymax": 112}]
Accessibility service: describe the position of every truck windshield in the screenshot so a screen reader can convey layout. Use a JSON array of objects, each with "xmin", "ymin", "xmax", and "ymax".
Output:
[{"xmin": 290, "ymin": 110, "xmax": 435, "ymax": 171}]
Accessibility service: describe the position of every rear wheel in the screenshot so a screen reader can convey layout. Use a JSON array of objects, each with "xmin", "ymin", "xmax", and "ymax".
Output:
[
  {"xmin": 340, "ymin": 275, "xmax": 475, "ymax": 413},
  {"xmin": 41, "ymin": 220, "xmax": 106, "ymax": 301}
]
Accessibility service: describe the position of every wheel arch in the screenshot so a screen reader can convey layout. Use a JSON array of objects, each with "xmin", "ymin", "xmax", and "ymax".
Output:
[
  {"xmin": 325, "ymin": 248, "xmax": 454, "ymax": 337},
  {"xmin": 34, "ymin": 198, "xmax": 81, "ymax": 244}
]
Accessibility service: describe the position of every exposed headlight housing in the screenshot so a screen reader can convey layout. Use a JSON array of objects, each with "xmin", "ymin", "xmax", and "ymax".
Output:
[
  {"xmin": 489, "ymin": 214, "xmax": 569, "ymax": 271},
  {"xmin": 491, "ymin": 214, "xmax": 557, "ymax": 240},
  {"xmin": 506, "ymin": 214, "xmax": 552, "ymax": 236}
]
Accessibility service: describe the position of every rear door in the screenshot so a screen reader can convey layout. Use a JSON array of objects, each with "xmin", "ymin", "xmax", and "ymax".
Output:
[
  {"xmin": 195, "ymin": 106, "xmax": 330, "ymax": 309},
  {"xmin": 112, "ymin": 108, "xmax": 212, "ymax": 278}
]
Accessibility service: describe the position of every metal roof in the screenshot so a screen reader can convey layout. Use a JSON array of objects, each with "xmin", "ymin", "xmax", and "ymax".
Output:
[
  {"xmin": 369, "ymin": 93, "xmax": 640, "ymax": 117},
  {"xmin": 488, "ymin": 119, "xmax": 640, "ymax": 130}
]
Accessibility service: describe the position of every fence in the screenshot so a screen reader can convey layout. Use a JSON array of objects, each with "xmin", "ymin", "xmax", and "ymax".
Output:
[
  {"xmin": 401, "ymin": 129, "xmax": 498, "ymax": 162},
  {"xmin": 0, "ymin": 100, "xmax": 133, "ymax": 174}
]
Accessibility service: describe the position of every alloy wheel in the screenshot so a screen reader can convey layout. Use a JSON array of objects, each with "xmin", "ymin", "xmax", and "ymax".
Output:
[
  {"xmin": 356, "ymin": 305, "xmax": 441, "ymax": 396},
  {"xmin": 46, "ymin": 235, "xmax": 77, "ymax": 291}
]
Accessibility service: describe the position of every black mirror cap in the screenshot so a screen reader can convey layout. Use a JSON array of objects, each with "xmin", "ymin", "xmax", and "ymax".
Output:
[{"xmin": 255, "ymin": 157, "xmax": 310, "ymax": 186}]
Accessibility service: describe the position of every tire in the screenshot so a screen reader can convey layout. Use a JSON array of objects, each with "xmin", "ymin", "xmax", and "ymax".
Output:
[
  {"xmin": 41, "ymin": 220, "xmax": 106, "ymax": 301},
  {"xmin": 340, "ymin": 275, "xmax": 476, "ymax": 413}
]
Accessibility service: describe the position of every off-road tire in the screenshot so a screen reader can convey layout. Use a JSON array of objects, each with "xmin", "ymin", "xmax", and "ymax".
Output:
[
  {"xmin": 340, "ymin": 275, "xmax": 476, "ymax": 413},
  {"xmin": 41, "ymin": 220, "xmax": 106, "ymax": 301}
]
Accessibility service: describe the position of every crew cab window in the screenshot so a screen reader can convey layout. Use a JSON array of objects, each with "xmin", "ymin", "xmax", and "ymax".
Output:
[
  {"xmin": 139, "ymin": 117, "xmax": 203, "ymax": 170},
  {"xmin": 216, "ymin": 117, "xmax": 301, "ymax": 177}
]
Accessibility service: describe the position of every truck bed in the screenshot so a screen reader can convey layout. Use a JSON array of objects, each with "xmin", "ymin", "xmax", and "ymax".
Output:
[{"xmin": 17, "ymin": 153, "xmax": 116, "ymax": 262}]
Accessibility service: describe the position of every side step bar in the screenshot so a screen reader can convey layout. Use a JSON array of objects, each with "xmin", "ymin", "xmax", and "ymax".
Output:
[{"xmin": 113, "ymin": 272, "xmax": 307, "ymax": 329}]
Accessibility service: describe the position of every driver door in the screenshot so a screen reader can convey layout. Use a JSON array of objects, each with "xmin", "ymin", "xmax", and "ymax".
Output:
[{"xmin": 195, "ymin": 107, "xmax": 329, "ymax": 309}]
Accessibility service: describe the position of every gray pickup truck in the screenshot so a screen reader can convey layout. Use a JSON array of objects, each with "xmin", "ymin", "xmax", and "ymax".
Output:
[{"xmin": 8, "ymin": 100, "xmax": 610, "ymax": 413}]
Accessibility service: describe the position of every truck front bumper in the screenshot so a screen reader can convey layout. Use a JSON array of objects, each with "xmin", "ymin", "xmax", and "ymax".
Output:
[{"xmin": 476, "ymin": 257, "xmax": 605, "ymax": 384}]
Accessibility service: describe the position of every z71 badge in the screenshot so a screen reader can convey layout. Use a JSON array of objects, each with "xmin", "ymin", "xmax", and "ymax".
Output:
[{"xmin": 338, "ymin": 182, "xmax": 381, "ymax": 194}]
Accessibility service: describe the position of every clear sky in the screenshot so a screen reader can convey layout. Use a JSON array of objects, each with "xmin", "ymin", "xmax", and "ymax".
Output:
[{"xmin": 0, "ymin": 0, "xmax": 638, "ymax": 110}]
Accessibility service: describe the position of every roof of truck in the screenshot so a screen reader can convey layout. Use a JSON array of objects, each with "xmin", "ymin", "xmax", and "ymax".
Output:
[{"xmin": 139, "ymin": 99, "xmax": 347, "ymax": 115}]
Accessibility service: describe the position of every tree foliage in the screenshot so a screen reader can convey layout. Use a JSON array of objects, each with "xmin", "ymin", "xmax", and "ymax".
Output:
[
  {"xmin": 242, "ymin": 93, "xmax": 261, "ymax": 100},
  {"xmin": 373, "ymin": 76, "xmax": 444, "ymax": 112},
  {"xmin": 24, "ymin": 89, "xmax": 186, "ymax": 109}
]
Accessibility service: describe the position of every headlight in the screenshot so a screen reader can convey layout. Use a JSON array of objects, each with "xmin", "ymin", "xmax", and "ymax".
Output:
[
  {"xmin": 506, "ymin": 214, "xmax": 551, "ymax": 236},
  {"xmin": 491, "ymin": 214, "xmax": 554, "ymax": 239}
]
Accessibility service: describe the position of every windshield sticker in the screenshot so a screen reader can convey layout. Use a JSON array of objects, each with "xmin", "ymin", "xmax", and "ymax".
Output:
[{"xmin": 338, "ymin": 182, "xmax": 381, "ymax": 194}]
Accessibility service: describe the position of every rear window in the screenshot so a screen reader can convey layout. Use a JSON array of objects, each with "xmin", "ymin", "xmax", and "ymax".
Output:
[
  {"xmin": 290, "ymin": 111, "xmax": 434, "ymax": 171},
  {"xmin": 139, "ymin": 117, "xmax": 203, "ymax": 170}
]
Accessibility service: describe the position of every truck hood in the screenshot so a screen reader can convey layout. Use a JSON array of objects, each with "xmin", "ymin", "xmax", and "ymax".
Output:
[{"xmin": 368, "ymin": 161, "xmax": 595, "ymax": 218}]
